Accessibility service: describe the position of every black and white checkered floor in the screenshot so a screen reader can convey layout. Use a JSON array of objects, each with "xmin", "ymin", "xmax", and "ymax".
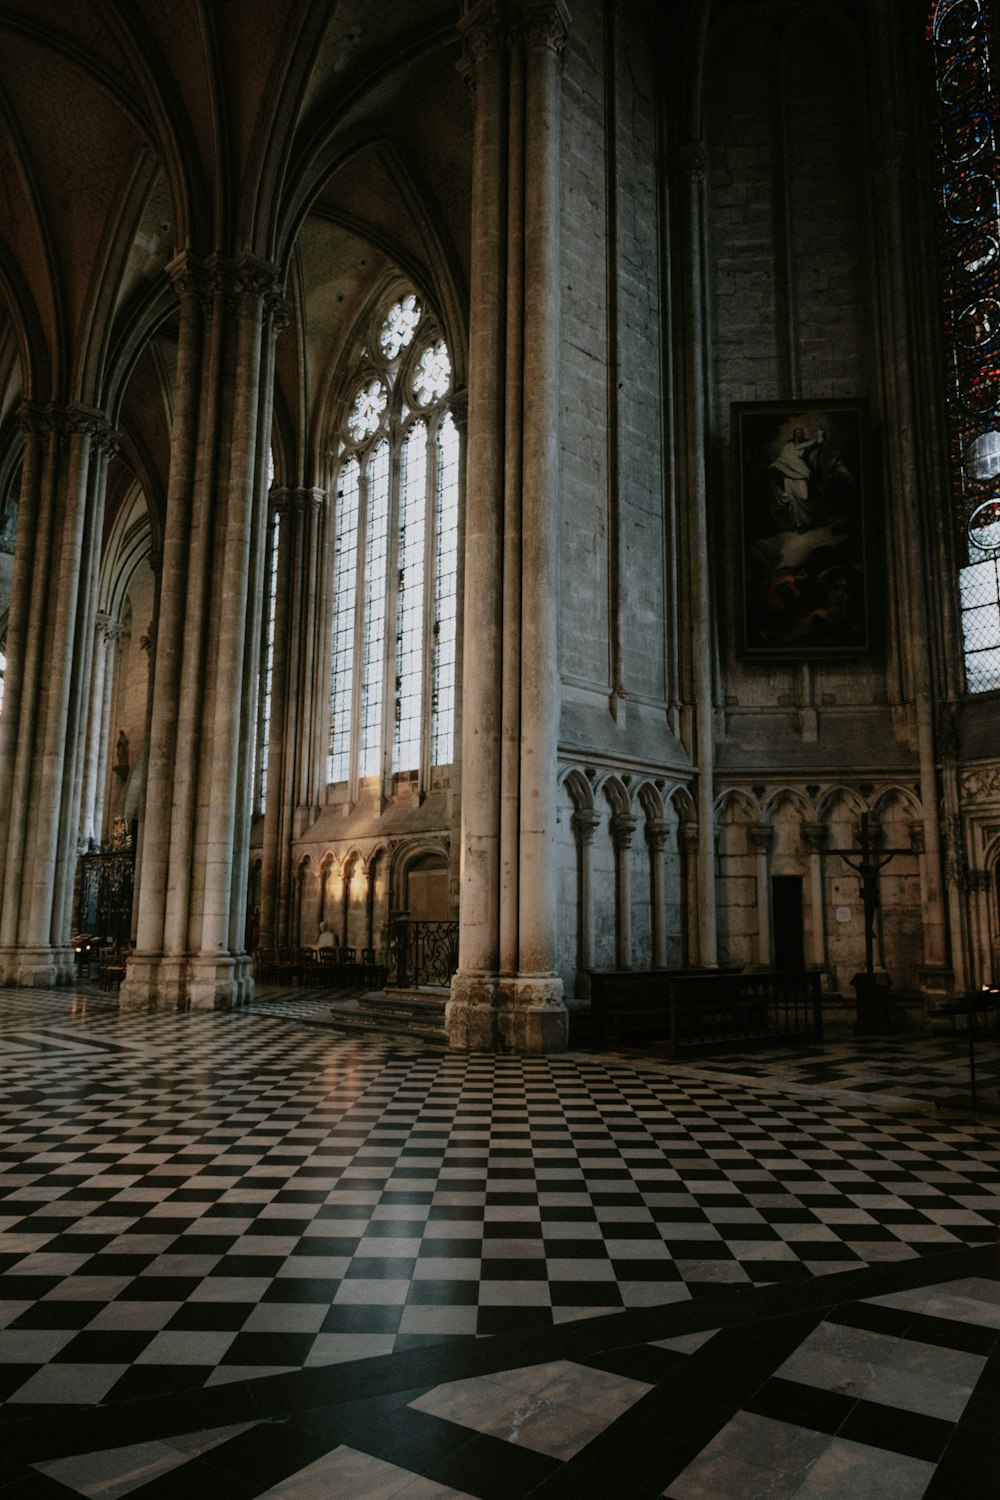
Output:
[{"xmin": 1, "ymin": 987, "xmax": 998, "ymax": 1497}]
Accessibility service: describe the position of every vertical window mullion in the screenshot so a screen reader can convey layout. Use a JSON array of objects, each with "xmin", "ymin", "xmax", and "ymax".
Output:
[{"xmin": 419, "ymin": 418, "xmax": 438, "ymax": 792}]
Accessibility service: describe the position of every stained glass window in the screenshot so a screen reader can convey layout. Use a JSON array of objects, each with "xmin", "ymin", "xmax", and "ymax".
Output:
[
  {"xmin": 379, "ymin": 294, "xmax": 421, "ymax": 360},
  {"xmin": 359, "ymin": 440, "xmax": 390, "ymax": 777},
  {"xmin": 930, "ymin": 0, "xmax": 1000, "ymax": 691},
  {"xmin": 432, "ymin": 413, "xmax": 460, "ymax": 766},
  {"xmin": 394, "ymin": 423, "xmax": 428, "ymax": 773},
  {"xmin": 347, "ymin": 379, "xmax": 387, "ymax": 443},
  {"xmin": 329, "ymin": 458, "xmax": 360, "ymax": 781},
  {"xmin": 328, "ymin": 289, "xmax": 460, "ymax": 789}
]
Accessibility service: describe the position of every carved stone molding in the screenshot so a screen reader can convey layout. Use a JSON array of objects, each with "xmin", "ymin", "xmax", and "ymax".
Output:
[
  {"xmin": 458, "ymin": 0, "xmax": 507, "ymax": 87},
  {"xmin": 961, "ymin": 763, "xmax": 1000, "ymax": 800},
  {"xmin": 908, "ymin": 819, "xmax": 926, "ymax": 854},
  {"xmin": 966, "ymin": 869, "xmax": 992, "ymax": 894},
  {"xmin": 748, "ymin": 822, "xmax": 774, "ymax": 855},
  {"xmin": 611, "ymin": 813, "xmax": 637, "ymax": 852},
  {"xmin": 679, "ymin": 820, "xmax": 699, "ymax": 854},
  {"xmin": 571, "ymin": 808, "xmax": 601, "ymax": 848},
  {"xmin": 645, "ymin": 818, "xmax": 669, "ymax": 854},
  {"xmin": 801, "ymin": 821, "xmax": 828, "ymax": 853},
  {"xmin": 521, "ymin": 0, "xmax": 569, "ymax": 61},
  {"xmin": 167, "ymin": 250, "xmax": 285, "ymax": 327}
]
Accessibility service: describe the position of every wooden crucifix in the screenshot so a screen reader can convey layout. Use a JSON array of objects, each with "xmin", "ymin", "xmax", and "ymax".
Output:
[{"xmin": 823, "ymin": 812, "xmax": 913, "ymax": 977}]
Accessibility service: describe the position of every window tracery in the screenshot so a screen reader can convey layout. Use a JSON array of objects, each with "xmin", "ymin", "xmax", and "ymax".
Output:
[
  {"xmin": 930, "ymin": 0, "xmax": 1000, "ymax": 692},
  {"xmin": 328, "ymin": 291, "xmax": 460, "ymax": 789}
]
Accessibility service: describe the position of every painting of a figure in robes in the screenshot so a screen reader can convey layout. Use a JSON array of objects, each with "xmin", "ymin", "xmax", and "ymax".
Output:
[{"xmin": 733, "ymin": 400, "xmax": 873, "ymax": 657}]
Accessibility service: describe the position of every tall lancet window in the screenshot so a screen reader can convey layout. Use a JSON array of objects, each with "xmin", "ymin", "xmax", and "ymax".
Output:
[
  {"xmin": 930, "ymin": 0, "xmax": 1000, "ymax": 692},
  {"xmin": 328, "ymin": 291, "xmax": 460, "ymax": 789}
]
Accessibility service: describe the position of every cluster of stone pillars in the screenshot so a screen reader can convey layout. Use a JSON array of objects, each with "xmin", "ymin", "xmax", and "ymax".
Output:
[
  {"xmin": 0, "ymin": 405, "xmax": 118, "ymax": 987},
  {"xmin": 446, "ymin": 0, "xmax": 571, "ymax": 1054}
]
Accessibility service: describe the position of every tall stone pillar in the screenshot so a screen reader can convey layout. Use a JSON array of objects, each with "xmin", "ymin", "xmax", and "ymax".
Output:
[
  {"xmin": 447, "ymin": 0, "xmax": 510, "ymax": 1051},
  {"xmin": 121, "ymin": 252, "xmax": 285, "ymax": 1011},
  {"xmin": 502, "ymin": 0, "xmax": 569, "ymax": 1052},
  {"xmin": 80, "ymin": 614, "xmax": 116, "ymax": 848},
  {"xmin": 0, "ymin": 405, "xmax": 117, "ymax": 983},
  {"xmin": 672, "ymin": 141, "xmax": 718, "ymax": 970},
  {"xmin": 448, "ymin": 0, "xmax": 570, "ymax": 1052}
]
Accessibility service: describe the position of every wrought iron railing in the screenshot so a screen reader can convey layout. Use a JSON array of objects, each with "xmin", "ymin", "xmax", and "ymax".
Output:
[{"xmin": 389, "ymin": 918, "xmax": 459, "ymax": 988}]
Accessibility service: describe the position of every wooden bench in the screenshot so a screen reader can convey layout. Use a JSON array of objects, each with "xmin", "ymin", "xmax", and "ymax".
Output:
[{"xmin": 587, "ymin": 968, "xmax": 823, "ymax": 1054}]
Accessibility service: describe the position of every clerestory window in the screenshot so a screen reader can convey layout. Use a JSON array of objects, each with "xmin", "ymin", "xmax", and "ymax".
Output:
[
  {"xmin": 930, "ymin": 0, "xmax": 1000, "ymax": 692},
  {"xmin": 328, "ymin": 292, "xmax": 460, "ymax": 789}
]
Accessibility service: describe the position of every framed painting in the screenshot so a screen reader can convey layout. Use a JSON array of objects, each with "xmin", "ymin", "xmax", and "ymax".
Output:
[{"xmin": 732, "ymin": 399, "xmax": 874, "ymax": 658}]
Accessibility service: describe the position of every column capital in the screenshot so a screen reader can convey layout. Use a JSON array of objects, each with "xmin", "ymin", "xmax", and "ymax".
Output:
[
  {"xmin": 167, "ymin": 251, "xmax": 286, "ymax": 326},
  {"xmin": 908, "ymin": 819, "xmax": 926, "ymax": 854},
  {"xmin": 17, "ymin": 401, "xmax": 116, "ymax": 454},
  {"xmin": 679, "ymin": 820, "xmax": 699, "ymax": 853},
  {"xmin": 645, "ymin": 818, "xmax": 670, "ymax": 853},
  {"xmin": 748, "ymin": 822, "xmax": 774, "ymax": 855},
  {"xmin": 521, "ymin": 0, "xmax": 569, "ymax": 62},
  {"xmin": 611, "ymin": 812, "xmax": 637, "ymax": 851},
  {"xmin": 802, "ymin": 821, "xmax": 828, "ymax": 853},
  {"xmin": 271, "ymin": 485, "xmax": 326, "ymax": 517},
  {"xmin": 458, "ymin": 0, "xmax": 508, "ymax": 86},
  {"xmin": 571, "ymin": 808, "xmax": 601, "ymax": 847}
]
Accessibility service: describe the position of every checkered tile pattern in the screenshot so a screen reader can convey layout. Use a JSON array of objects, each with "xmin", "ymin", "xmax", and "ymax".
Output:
[{"xmin": 1, "ymin": 988, "xmax": 999, "ymax": 1417}]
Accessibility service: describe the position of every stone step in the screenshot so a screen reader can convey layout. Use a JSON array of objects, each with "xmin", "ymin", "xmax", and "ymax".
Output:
[{"xmin": 328, "ymin": 995, "xmax": 448, "ymax": 1047}]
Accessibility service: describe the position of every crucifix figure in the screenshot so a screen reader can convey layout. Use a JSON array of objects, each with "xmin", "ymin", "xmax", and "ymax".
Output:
[{"xmin": 824, "ymin": 812, "xmax": 913, "ymax": 977}]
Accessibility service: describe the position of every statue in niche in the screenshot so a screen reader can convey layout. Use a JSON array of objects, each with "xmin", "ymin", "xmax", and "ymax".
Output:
[{"xmin": 113, "ymin": 730, "xmax": 129, "ymax": 781}]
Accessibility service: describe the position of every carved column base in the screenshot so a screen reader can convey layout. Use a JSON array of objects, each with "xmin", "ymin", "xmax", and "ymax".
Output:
[
  {"xmin": 446, "ymin": 972, "xmax": 499, "ymax": 1051},
  {"xmin": 0, "ymin": 945, "xmax": 76, "ymax": 988},
  {"xmin": 498, "ymin": 974, "xmax": 567, "ymax": 1055},
  {"xmin": 120, "ymin": 953, "xmax": 254, "ymax": 1012}
]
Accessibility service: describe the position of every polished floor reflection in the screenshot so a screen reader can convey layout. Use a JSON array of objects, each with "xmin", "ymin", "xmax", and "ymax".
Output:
[{"xmin": 0, "ymin": 987, "xmax": 997, "ymax": 1498}]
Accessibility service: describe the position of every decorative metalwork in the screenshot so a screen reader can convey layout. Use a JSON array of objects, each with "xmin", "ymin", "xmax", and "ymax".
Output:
[{"xmin": 390, "ymin": 918, "xmax": 459, "ymax": 987}]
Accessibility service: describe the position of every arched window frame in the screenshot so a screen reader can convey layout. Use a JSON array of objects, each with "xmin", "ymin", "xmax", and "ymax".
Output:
[
  {"xmin": 929, "ymin": 0, "xmax": 1000, "ymax": 694},
  {"xmin": 327, "ymin": 290, "xmax": 461, "ymax": 800}
]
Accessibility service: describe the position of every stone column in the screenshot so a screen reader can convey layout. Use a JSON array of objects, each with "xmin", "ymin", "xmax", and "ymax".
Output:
[
  {"xmin": 572, "ymin": 807, "xmax": 600, "ymax": 993},
  {"xmin": 261, "ymin": 496, "xmax": 291, "ymax": 950},
  {"xmin": 866, "ymin": 47, "xmax": 951, "ymax": 994},
  {"xmin": 79, "ymin": 614, "xmax": 114, "ymax": 848},
  {"xmin": 672, "ymin": 141, "xmax": 718, "ymax": 969},
  {"xmin": 611, "ymin": 812, "xmax": 636, "ymax": 971},
  {"xmin": 0, "ymin": 404, "xmax": 115, "ymax": 984},
  {"xmin": 504, "ymin": 0, "xmax": 569, "ymax": 1052},
  {"xmin": 965, "ymin": 869, "xmax": 994, "ymax": 987},
  {"xmin": 680, "ymin": 820, "xmax": 700, "ymax": 965},
  {"xmin": 646, "ymin": 818, "xmax": 670, "ymax": 969},
  {"xmin": 122, "ymin": 252, "xmax": 285, "ymax": 1011},
  {"xmin": 802, "ymin": 821, "xmax": 828, "ymax": 972},
  {"xmin": 748, "ymin": 823, "xmax": 774, "ymax": 966},
  {"xmin": 447, "ymin": 0, "xmax": 509, "ymax": 1051}
]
